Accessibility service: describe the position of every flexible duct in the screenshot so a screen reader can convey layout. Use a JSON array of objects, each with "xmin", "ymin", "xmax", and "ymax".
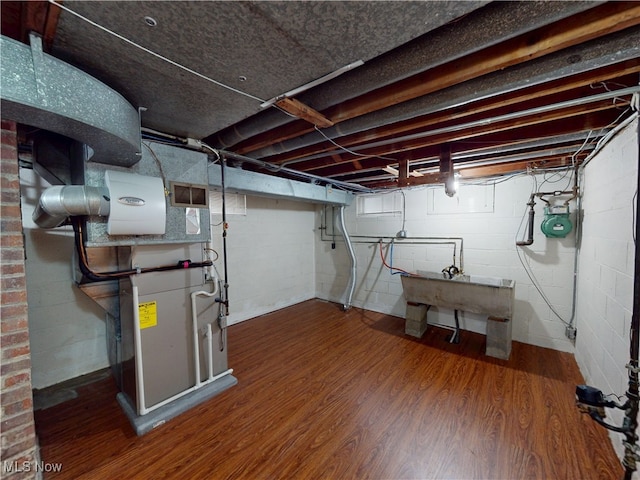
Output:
[
  {"xmin": 336, "ymin": 206, "xmax": 357, "ymax": 311},
  {"xmin": 33, "ymin": 185, "xmax": 110, "ymax": 228}
]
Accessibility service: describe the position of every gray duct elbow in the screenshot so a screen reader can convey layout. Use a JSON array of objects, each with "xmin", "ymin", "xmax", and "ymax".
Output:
[{"xmin": 33, "ymin": 185, "xmax": 111, "ymax": 228}]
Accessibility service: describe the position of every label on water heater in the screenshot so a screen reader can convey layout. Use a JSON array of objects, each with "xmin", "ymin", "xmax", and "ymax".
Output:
[{"xmin": 138, "ymin": 301, "xmax": 158, "ymax": 329}]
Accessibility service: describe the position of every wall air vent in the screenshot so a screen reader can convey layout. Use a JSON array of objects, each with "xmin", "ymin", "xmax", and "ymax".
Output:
[{"xmin": 170, "ymin": 182, "xmax": 209, "ymax": 208}]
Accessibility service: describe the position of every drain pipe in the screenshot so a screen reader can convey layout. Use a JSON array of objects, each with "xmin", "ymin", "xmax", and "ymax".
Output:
[
  {"xmin": 33, "ymin": 185, "xmax": 110, "ymax": 228},
  {"xmin": 516, "ymin": 195, "xmax": 536, "ymax": 246},
  {"xmin": 190, "ymin": 281, "xmax": 218, "ymax": 389},
  {"xmin": 336, "ymin": 206, "xmax": 357, "ymax": 311}
]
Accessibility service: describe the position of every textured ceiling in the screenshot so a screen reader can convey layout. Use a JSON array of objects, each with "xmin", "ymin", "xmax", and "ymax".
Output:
[
  {"xmin": 2, "ymin": 1, "xmax": 640, "ymax": 189},
  {"xmin": 50, "ymin": 0, "xmax": 486, "ymax": 138}
]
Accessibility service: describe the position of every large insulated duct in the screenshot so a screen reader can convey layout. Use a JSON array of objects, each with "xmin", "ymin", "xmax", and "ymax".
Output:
[
  {"xmin": 1, "ymin": 34, "xmax": 141, "ymax": 167},
  {"xmin": 32, "ymin": 185, "xmax": 110, "ymax": 228}
]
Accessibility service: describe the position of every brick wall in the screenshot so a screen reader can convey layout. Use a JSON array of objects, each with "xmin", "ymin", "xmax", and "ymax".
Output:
[{"xmin": 1, "ymin": 120, "xmax": 38, "ymax": 479}]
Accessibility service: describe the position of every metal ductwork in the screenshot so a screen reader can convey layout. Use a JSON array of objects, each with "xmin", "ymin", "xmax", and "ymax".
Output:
[
  {"xmin": 32, "ymin": 185, "xmax": 110, "ymax": 228},
  {"xmin": 0, "ymin": 34, "xmax": 141, "ymax": 167}
]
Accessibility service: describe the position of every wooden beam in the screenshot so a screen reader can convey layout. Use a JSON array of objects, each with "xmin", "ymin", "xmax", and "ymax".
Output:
[
  {"xmin": 328, "ymin": 2, "xmax": 640, "ymax": 124},
  {"xmin": 255, "ymin": 64, "xmax": 640, "ymax": 164},
  {"xmin": 300, "ymin": 101, "xmax": 619, "ymax": 173},
  {"xmin": 397, "ymin": 159, "xmax": 409, "ymax": 187},
  {"xmin": 306, "ymin": 110, "xmax": 620, "ymax": 178},
  {"xmin": 21, "ymin": 1, "xmax": 60, "ymax": 50},
  {"xmin": 42, "ymin": 0, "xmax": 62, "ymax": 50},
  {"xmin": 363, "ymin": 154, "xmax": 586, "ymax": 189},
  {"xmin": 274, "ymin": 97, "xmax": 334, "ymax": 128},
  {"xmin": 231, "ymin": 3, "xmax": 640, "ymax": 155}
]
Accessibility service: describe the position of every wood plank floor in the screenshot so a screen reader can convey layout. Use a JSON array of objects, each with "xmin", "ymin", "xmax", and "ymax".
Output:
[{"xmin": 34, "ymin": 299, "xmax": 623, "ymax": 479}]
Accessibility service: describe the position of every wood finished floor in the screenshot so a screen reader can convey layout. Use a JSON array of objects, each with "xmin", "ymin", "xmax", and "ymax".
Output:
[{"xmin": 34, "ymin": 299, "xmax": 623, "ymax": 479}]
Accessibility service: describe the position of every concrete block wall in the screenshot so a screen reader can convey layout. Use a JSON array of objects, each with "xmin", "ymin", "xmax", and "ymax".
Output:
[
  {"xmin": 19, "ymin": 169, "xmax": 109, "ymax": 389},
  {"xmin": 1, "ymin": 120, "xmax": 38, "ymax": 479},
  {"xmin": 316, "ymin": 173, "xmax": 579, "ymax": 352},
  {"xmin": 210, "ymin": 195, "xmax": 316, "ymax": 325},
  {"xmin": 575, "ymin": 117, "xmax": 638, "ymax": 459}
]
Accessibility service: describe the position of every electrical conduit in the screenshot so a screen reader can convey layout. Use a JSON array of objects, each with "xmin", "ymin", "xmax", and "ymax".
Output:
[{"xmin": 336, "ymin": 206, "xmax": 357, "ymax": 311}]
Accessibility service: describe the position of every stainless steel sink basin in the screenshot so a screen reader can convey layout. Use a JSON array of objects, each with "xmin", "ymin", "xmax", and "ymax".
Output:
[
  {"xmin": 400, "ymin": 270, "xmax": 516, "ymax": 359},
  {"xmin": 401, "ymin": 271, "xmax": 515, "ymax": 319}
]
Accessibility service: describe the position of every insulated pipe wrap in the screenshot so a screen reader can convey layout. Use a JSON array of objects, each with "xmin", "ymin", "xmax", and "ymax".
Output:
[{"xmin": 33, "ymin": 185, "xmax": 110, "ymax": 228}]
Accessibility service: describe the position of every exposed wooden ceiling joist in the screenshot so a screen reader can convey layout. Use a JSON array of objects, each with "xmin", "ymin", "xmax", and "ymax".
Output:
[
  {"xmin": 3, "ymin": 1, "xmax": 638, "ymax": 190},
  {"xmin": 257, "ymin": 63, "xmax": 640, "ymax": 166},
  {"xmin": 231, "ymin": 2, "xmax": 640, "ymax": 157},
  {"xmin": 294, "ymin": 100, "xmax": 623, "ymax": 175},
  {"xmin": 307, "ymin": 109, "xmax": 623, "ymax": 179}
]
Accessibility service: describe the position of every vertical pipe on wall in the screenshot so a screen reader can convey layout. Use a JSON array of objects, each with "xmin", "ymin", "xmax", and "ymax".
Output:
[
  {"xmin": 220, "ymin": 157, "xmax": 230, "ymax": 317},
  {"xmin": 336, "ymin": 206, "xmax": 357, "ymax": 311},
  {"xmin": 132, "ymin": 285, "xmax": 147, "ymax": 415}
]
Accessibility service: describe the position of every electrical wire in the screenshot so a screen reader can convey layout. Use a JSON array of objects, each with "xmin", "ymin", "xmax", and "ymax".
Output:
[
  {"xmin": 313, "ymin": 125, "xmax": 398, "ymax": 162},
  {"xmin": 204, "ymin": 247, "xmax": 219, "ymax": 262},
  {"xmin": 142, "ymin": 142, "xmax": 169, "ymax": 193},
  {"xmin": 48, "ymin": 0, "xmax": 265, "ymax": 103},
  {"xmin": 378, "ymin": 240, "xmax": 415, "ymax": 276},
  {"xmin": 633, "ymin": 190, "xmax": 638, "ymax": 245}
]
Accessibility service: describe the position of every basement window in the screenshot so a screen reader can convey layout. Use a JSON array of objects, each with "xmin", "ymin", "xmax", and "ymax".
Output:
[
  {"xmin": 170, "ymin": 182, "xmax": 209, "ymax": 208},
  {"xmin": 209, "ymin": 191, "xmax": 246, "ymax": 216},
  {"xmin": 427, "ymin": 184, "xmax": 495, "ymax": 214},
  {"xmin": 356, "ymin": 192, "xmax": 402, "ymax": 216}
]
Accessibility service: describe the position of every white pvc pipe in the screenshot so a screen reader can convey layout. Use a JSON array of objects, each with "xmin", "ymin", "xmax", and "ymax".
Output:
[
  {"xmin": 337, "ymin": 206, "xmax": 357, "ymax": 310},
  {"xmin": 141, "ymin": 368, "xmax": 234, "ymax": 415},
  {"xmin": 206, "ymin": 323, "xmax": 214, "ymax": 381},
  {"xmin": 190, "ymin": 285, "xmax": 217, "ymax": 388},
  {"xmin": 132, "ymin": 285, "xmax": 147, "ymax": 415}
]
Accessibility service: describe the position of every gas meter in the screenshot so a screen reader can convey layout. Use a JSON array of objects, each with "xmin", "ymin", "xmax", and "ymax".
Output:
[{"xmin": 541, "ymin": 205, "xmax": 572, "ymax": 238}]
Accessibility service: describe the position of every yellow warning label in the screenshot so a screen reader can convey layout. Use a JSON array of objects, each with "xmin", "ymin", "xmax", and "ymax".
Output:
[{"xmin": 138, "ymin": 301, "xmax": 158, "ymax": 329}]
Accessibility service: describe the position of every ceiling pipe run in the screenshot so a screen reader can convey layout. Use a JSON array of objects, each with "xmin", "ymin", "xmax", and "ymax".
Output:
[
  {"xmin": 287, "ymin": 85, "xmax": 640, "ymax": 165},
  {"xmin": 215, "ymin": 149, "xmax": 373, "ymax": 194},
  {"xmin": 245, "ymin": 30, "xmax": 640, "ymax": 160}
]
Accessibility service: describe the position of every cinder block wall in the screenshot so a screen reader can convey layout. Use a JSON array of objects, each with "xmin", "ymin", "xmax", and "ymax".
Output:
[
  {"xmin": 211, "ymin": 195, "xmax": 317, "ymax": 325},
  {"xmin": 575, "ymin": 117, "xmax": 638, "ymax": 459},
  {"xmin": 1, "ymin": 120, "xmax": 38, "ymax": 478},
  {"xmin": 316, "ymin": 174, "xmax": 579, "ymax": 352}
]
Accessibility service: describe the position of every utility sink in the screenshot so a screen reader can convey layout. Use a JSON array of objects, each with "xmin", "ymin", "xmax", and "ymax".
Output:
[{"xmin": 400, "ymin": 271, "xmax": 515, "ymax": 359}]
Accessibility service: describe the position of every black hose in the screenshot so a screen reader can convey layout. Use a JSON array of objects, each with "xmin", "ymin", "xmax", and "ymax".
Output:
[
  {"xmin": 72, "ymin": 218, "xmax": 212, "ymax": 282},
  {"xmin": 449, "ymin": 310, "xmax": 460, "ymax": 344}
]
